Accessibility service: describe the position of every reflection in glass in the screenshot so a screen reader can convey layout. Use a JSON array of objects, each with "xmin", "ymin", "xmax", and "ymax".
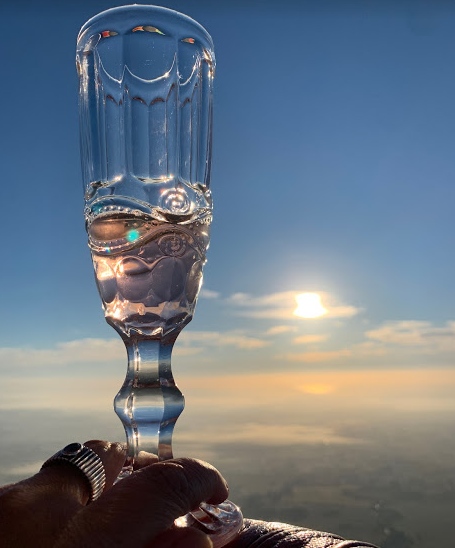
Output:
[{"xmin": 77, "ymin": 5, "xmax": 242, "ymax": 546}]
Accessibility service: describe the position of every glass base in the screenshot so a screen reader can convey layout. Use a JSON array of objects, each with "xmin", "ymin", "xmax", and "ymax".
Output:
[
  {"xmin": 175, "ymin": 500, "xmax": 243, "ymax": 548},
  {"xmin": 117, "ymin": 467, "xmax": 243, "ymax": 546}
]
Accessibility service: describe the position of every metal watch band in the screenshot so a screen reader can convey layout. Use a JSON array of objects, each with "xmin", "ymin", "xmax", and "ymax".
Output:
[{"xmin": 41, "ymin": 442, "xmax": 106, "ymax": 502}]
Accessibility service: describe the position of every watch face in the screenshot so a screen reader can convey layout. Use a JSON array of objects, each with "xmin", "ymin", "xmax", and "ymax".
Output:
[{"xmin": 62, "ymin": 442, "xmax": 83, "ymax": 456}]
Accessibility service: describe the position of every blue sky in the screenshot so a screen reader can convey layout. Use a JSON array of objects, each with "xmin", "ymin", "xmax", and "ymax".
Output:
[
  {"xmin": 0, "ymin": 0, "xmax": 454, "ymax": 383},
  {"xmin": 1, "ymin": 2, "xmax": 455, "ymax": 543},
  {"xmin": 1, "ymin": 0, "xmax": 453, "ymax": 357},
  {"xmin": 1, "ymin": 0, "xmax": 454, "ymax": 387}
]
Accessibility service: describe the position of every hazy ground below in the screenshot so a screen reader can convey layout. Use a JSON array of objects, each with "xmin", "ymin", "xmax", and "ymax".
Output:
[{"xmin": 1, "ymin": 403, "xmax": 453, "ymax": 548}]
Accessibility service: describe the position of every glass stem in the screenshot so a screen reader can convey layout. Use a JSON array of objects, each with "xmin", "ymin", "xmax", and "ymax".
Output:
[{"xmin": 114, "ymin": 337, "xmax": 184, "ymax": 465}]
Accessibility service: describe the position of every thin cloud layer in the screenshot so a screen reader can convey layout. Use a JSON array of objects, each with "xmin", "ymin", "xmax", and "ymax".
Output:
[
  {"xmin": 179, "ymin": 330, "xmax": 269, "ymax": 350},
  {"xmin": 265, "ymin": 325, "xmax": 298, "ymax": 336},
  {"xmin": 280, "ymin": 320, "xmax": 455, "ymax": 366},
  {"xmin": 0, "ymin": 330, "xmax": 268, "ymax": 371},
  {"xmin": 199, "ymin": 288, "xmax": 220, "ymax": 299},
  {"xmin": 0, "ymin": 376, "xmax": 119, "ymax": 410},
  {"xmin": 177, "ymin": 422, "xmax": 361, "ymax": 446},
  {"xmin": 0, "ymin": 338, "xmax": 124, "ymax": 368},
  {"xmin": 366, "ymin": 321, "xmax": 455, "ymax": 352},
  {"xmin": 281, "ymin": 349, "xmax": 352, "ymax": 363},
  {"xmin": 227, "ymin": 291, "xmax": 360, "ymax": 320},
  {"xmin": 4, "ymin": 369, "xmax": 455, "ymax": 413},
  {"xmin": 293, "ymin": 334, "xmax": 329, "ymax": 345},
  {"xmin": 1, "ymin": 317, "xmax": 453, "ymax": 377}
]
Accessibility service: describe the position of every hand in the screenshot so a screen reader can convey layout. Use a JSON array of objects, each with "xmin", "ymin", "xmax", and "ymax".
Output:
[{"xmin": 0, "ymin": 440, "xmax": 228, "ymax": 547}]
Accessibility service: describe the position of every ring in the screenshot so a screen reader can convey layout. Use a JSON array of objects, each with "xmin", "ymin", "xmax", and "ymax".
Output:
[{"xmin": 41, "ymin": 442, "xmax": 106, "ymax": 503}]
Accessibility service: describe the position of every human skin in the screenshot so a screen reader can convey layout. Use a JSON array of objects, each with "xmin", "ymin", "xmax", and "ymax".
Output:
[{"xmin": 0, "ymin": 440, "xmax": 378, "ymax": 548}]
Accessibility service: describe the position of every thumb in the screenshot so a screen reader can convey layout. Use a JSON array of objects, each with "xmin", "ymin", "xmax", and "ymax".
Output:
[{"xmin": 56, "ymin": 457, "xmax": 228, "ymax": 546}]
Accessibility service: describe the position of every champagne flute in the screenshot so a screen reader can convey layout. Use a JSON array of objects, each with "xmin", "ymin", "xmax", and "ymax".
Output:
[{"xmin": 76, "ymin": 5, "xmax": 243, "ymax": 546}]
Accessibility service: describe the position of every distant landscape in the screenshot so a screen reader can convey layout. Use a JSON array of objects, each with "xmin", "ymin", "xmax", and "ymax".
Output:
[{"xmin": 2, "ymin": 370, "xmax": 454, "ymax": 548}]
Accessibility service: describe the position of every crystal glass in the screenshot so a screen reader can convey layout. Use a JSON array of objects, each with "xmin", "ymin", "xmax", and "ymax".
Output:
[{"xmin": 76, "ymin": 5, "xmax": 242, "ymax": 546}]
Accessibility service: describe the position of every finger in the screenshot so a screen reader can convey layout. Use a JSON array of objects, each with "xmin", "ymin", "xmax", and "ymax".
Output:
[
  {"xmin": 83, "ymin": 440, "xmax": 126, "ymax": 490},
  {"xmin": 57, "ymin": 458, "xmax": 229, "ymax": 547},
  {"xmin": 0, "ymin": 441, "xmax": 124, "ymax": 547},
  {"xmin": 133, "ymin": 450, "xmax": 160, "ymax": 470},
  {"xmin": 11, "ymin": 440, "xmax": 123, "ymax": 506},
  {"xmin": 150, "ymin": 527, "xmax": 213, "ymax": 548},
  {"xmin": 125, "ymin": 457, "xmax": 229, "ymax": 510},
  {"xmin": 0, "ymin": 483, "xmax": 16, "ymax": 495}
]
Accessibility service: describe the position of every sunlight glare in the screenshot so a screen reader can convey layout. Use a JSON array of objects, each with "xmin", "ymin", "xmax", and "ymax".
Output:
[
  {"xmin": 96, "ymin": 259, "xmax": 114, "ymax": 281},
  {"xmin": 294, "ymin": 292, "xmax": 327, "ymax": 318}
]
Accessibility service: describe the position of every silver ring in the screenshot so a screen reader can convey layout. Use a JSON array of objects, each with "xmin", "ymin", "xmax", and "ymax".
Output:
[{"xmin": 41, "ymin": 442, "xmax": 106, "ymax": 503}]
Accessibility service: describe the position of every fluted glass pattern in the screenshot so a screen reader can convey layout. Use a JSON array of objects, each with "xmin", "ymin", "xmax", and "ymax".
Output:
[
  {"xmin": 77, "ymin": 4, "xmax": 215, "ymax": 225},
  {"xmin": 77, "ymin": 5, "xmax": 215, "ymax": 462}
]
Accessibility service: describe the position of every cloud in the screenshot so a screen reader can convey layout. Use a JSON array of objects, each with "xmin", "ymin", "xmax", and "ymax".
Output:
[
  {"xmin": 0, "ymin": 338, "xmax": 124, "ymax": 368},
  {"xmin": 350, "ymin": 341, "xmax": 388, "ymax": 357},
  {"xmin": 199, "ymin": 288, "xmax": 220, "ymax": 299},
  {"xmin": 174, "ymin": 347, "xmax": 204, "ymax": 357},
  {"xmin": 3, "ymin": 368, "xmax": 455, "ymax": 419},
  {"xmin": 179, "ymin": 330, "xmax": 269, "ymax": 350},
  {"xmin": 226, "ymin": 291, "xmax": 360, "ymax": 320},
  {"xmin": 275, "ymin": 320, "xmax": 455, "ymax": 365},
  {"xmin": 280, "ymin": 349, "xmax": 352, "ymax": 363},
  {"xmin": 366, "ymin": 321, "xmax": 455, "ymax": 352},
  {"xmin": 265, "ymin": 325, "xmax": 298, "ymax": 336},
  {"xmin": 177, "ymin": 422, "xmax": 362, "ymax": 446},
  {"xmin": 0, "ymin": 327, "xmax": 268, "ymax": 372},
  {"xmin": 293, "ymin": 334, "xmax": 328, "ymax": 345},
  {"xmin": 0, "ymin": 376, "xmax": 119, "ymax": 410}
]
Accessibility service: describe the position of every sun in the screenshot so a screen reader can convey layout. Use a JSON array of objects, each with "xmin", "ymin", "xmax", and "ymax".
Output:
[{"xmin": 294, "ymin": 292, "xmax": 327, "ymax": 318}]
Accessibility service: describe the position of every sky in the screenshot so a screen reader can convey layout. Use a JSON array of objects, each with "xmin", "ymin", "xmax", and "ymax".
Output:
[{"xmin": 1, "ymin": 1, "xmax": 454, "ymax": 546}]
